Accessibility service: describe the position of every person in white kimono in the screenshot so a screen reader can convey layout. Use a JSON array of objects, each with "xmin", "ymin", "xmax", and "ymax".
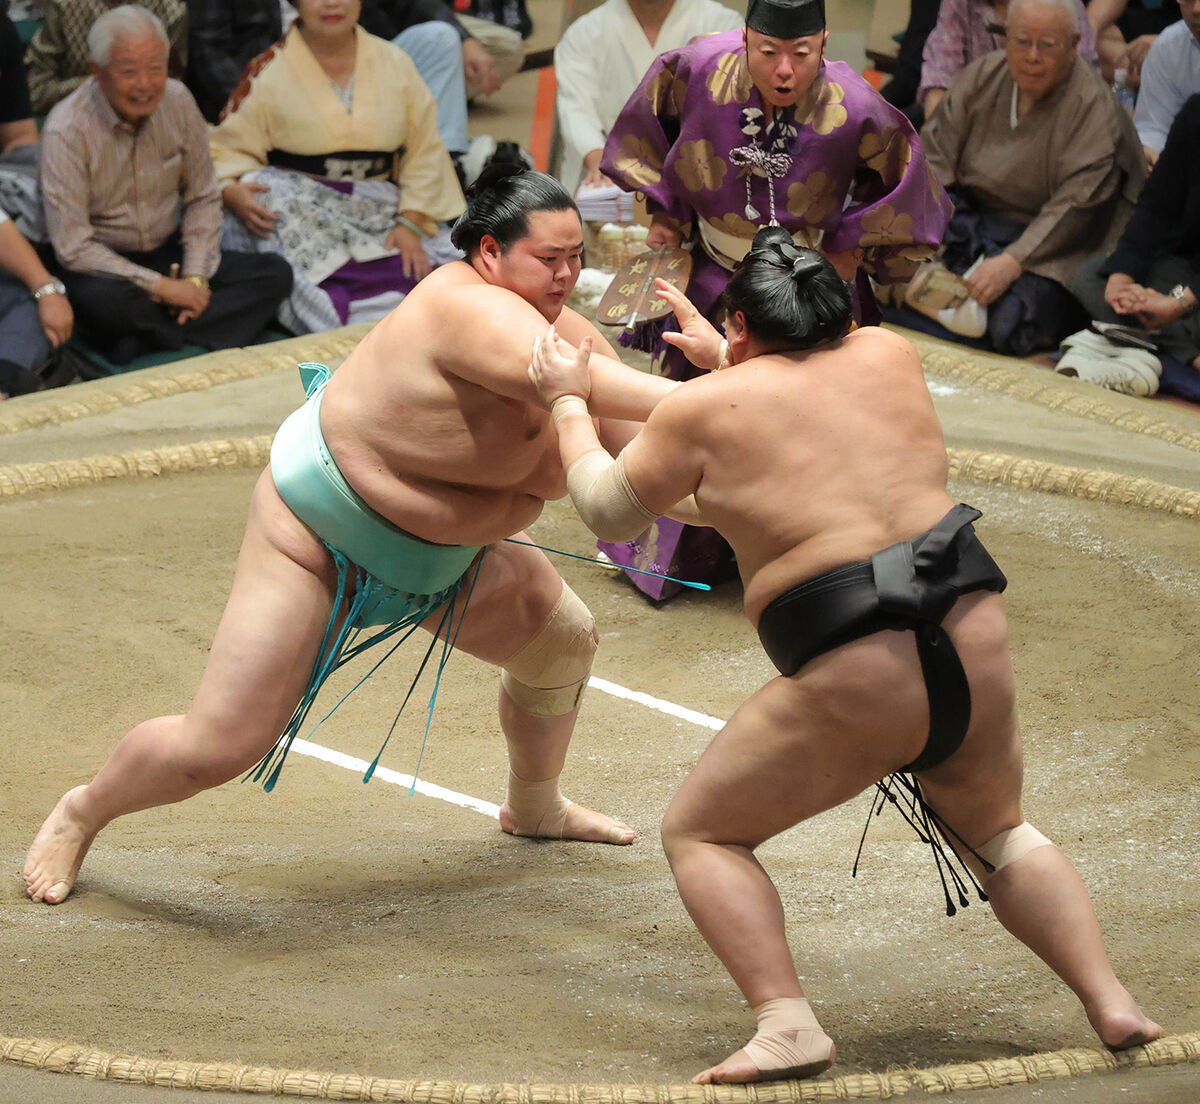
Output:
[
  {"xmin": 210, "ymin": 0, "xmax": 466, "ymax": 334},
  {"xmin": 553, "ymin": 0, "xmax": 742, "ymax": 193}
]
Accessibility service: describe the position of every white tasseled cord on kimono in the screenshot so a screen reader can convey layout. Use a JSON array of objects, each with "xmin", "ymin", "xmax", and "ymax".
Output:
[{"xmin": 728, "ymin": 144, "xmax": 793, "ymax": 226}]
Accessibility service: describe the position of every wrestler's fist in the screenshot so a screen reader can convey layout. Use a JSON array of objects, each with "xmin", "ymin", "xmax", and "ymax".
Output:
[{"xmin": 529, "ymin": 325, "xmax": 591, "ymax": 405}]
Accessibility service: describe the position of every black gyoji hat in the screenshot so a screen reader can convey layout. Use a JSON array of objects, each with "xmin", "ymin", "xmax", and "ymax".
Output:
[{"xmin": 746, "ymin": 0, "xmax": 826, "ymax": 39}]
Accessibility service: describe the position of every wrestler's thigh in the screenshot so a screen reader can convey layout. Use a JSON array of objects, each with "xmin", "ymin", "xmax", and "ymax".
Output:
[
  {"xmin": 664, "ymin": 635, "xmax": 932, "ymax": 850},
  {"xmin": 183, "ymin": 470, "xmax": 339, "ymax": 751},
  {"xmin": 915, "ymin": 593, "xmax": 1025, "ymax": 846},
  {"xmin": 421, "ymin": 533, "xmax": 568, "ymax": 666}
]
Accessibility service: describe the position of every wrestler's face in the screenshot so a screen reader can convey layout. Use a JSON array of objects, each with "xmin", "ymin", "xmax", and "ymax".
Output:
[
  {"xmin": 296, "ymin": 0, "xmax": 362, "ymax": 39},
  {"xmin": 91, "ymin": 34, "xmax": 168, "ymax": 125},
  {"xmin": 1004, "ymin": 3, "xmax": 1078, "ymax": 99},
  {"xmin": 744, "ymin": 28, "xmax": 829, "ymax": 110},
  {"xmin": 485, "ymin": 209, "xmax": 584, "ymax": 322}
]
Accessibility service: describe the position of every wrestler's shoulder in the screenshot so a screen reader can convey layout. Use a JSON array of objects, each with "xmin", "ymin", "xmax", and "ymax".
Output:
[
  {"xmin": 841, "ymin": 326, "xmax": 920, "ymax": 364},
  {"xmin": 410, "ymin": 262, "xmax": 526, "ymax": 313}
]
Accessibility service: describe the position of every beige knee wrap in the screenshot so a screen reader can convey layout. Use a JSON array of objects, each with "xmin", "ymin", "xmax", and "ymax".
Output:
[
  {"xmin": 500, "ymin": 582, "xmax": 597, "ymax": 717},
  {"xmin": 973, "ymin": 822, "xmax": 1054, "ymax": 878}
]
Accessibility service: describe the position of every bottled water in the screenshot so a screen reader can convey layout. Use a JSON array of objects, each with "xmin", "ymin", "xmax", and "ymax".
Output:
[{"xmin": 1111, "ymin": 68, "xmax": 1136, "ymax": 114}]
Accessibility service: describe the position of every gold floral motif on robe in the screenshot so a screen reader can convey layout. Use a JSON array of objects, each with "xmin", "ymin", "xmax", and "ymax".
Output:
[
  {"xmin": 858, "ymin": 125, "xmax": 913, "ymax": 186},
  {"xmin": 786, "ymin": 171, "xmax": 837, "ymax": 223},
  {"xmin": 877, "ymin": 243, "xmax": 935, "ymax": 279},
  {"xmin": 644, "ymin": 66, "xmax": 688, "ymax": 119},
  {"xmin": 610, "ymin": 135, "xmax": 664, "ymax": 188},
  {"xmin": 706, "ymin": 51, "xmax": 753, "ymax": 106},
  {"xmin": 674, "ymin": 140, "xmax": 727, "ymax": 193},
  {"xmin": 706, "ymin": 211, "xmax": 758, "ymax": 239},
  {"xmin": 795, "ymin": 79, "xmax": 847, "ymax": 136},
  {"xmin": 856, "ymin": 203, "xmax": 915, "ymax": 246}
]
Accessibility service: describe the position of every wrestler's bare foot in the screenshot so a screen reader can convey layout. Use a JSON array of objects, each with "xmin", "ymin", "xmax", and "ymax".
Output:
[
  {"xmin": 1088, "ymin": 994, "xmax": 1163, "ymax": 1050},
  {"xmin": 23, "ymin": 786, "xmax": 98, "ymax": 904},
  {"xmin": 499, "ymin": 800, "xmax": 636, "ymax": 845},
  {"xmin": 692, "ymin": 1035, "xmax": 837, "ymax": 1085}
]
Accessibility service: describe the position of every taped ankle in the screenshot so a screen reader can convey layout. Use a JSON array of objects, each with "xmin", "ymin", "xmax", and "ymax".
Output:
[
  {"xmin": 741, "ymin": 998, "xmax": 835, "ymax": 1077},
  {"xmin": 505, "ymin": 768, "xmax": 573, "ymax": 838}
]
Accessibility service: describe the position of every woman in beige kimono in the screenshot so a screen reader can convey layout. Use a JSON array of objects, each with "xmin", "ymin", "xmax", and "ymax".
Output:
[{"xmin": 210, "ymin": 0, "xmax": 466, "ymax": 333}]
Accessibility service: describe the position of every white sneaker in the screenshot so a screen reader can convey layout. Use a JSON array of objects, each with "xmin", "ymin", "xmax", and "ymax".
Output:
[{"xmin": 1056, "ymin": 349, "xmax": 1161, "ymax": 396}]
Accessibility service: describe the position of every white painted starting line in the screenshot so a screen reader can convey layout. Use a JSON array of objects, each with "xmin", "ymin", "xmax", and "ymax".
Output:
[{"xmin": 288, "ymin": 675, "xmax": 726, "ymax": 817}]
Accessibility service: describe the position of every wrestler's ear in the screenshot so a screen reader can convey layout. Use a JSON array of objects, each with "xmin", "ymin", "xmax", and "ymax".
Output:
[
  {"xmin": 726, "ymin": 310, "xmax": 751, "ymax": 359},
  {"xmin": 478, "ymin": 232, "xmax": 504, "ymax": 270}
]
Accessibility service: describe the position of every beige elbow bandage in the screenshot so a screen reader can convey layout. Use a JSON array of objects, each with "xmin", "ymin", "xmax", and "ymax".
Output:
[
  {"xmin": 500, "ymin": 581, "xmax": 598, "ymax": 717},
  {"xmin": 967, "ymin": 822, "xmax": 1054, "ymax": 879},
  {"xmin": 565, "ymin": 448, "xmax": 659, "ymax": 542}
]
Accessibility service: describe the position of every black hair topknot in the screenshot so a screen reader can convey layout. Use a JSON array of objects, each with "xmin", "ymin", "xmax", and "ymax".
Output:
[
  {"xmin": 721, "ymin": 226, "xmax": 853, "ymax": 349},
  {"xmin": 452, "ymin": 163, "xmax": 579, "ymax": 256}
]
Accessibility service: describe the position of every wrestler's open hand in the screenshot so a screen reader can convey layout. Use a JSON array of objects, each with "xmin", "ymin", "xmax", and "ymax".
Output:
[
  {"xmin": 657, "ymin": 278, "xmax": 724, "ymax": 370},
  {"xmin": 529, "ymin": 325, "xmax": 592, "ymax": 406}
]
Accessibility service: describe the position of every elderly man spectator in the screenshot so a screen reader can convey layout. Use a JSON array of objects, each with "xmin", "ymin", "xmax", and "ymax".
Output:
[
  {"xmin": 185, "ymin": 0, "xmax": 282, "ymax": 123},
  {"xmin": 0, "ymin": 202, "xmax": 73, "ymax": 396},
  {"xmin": 918, "ymin": 0, "xmax": 1098, "ymax": 122},
  {"xmin": 24, "ymin": 0, "xmax": 186, "ymax": 116},
  {"xmin": 554, "ymin": 0, "xmax": 743, "ymax": 193},
  {"xmin": 919, "ymin": 0, "xmax": 1145, "ymax": 355},
  {"xmin": 1131, "ymin": 0, "xmax": 1200, "ymax": 167},
  {"xmin": 1072, "ymin": 93, "xmax": 1200, "ymax": 374},
  {"xmin": 40, "ymin": 5, "xmax": 291, "ymax": 365}
]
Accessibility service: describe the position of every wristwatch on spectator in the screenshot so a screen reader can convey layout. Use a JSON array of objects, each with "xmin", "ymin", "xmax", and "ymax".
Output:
[
  {"xmin": 32, "ymin": 279, "xmax": 67, "ymax": 301},
  {"xmin": 1169, "ymin": 284, "xmax": 1197, "ymax": 315}
]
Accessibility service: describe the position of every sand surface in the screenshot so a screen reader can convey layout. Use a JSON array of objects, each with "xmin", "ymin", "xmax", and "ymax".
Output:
[{"xmin": 0, "ymin": 329, "xmax": 1196, "ymax": 1098}]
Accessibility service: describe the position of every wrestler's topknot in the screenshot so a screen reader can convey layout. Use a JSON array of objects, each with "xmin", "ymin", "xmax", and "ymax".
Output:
[
  {"xmin": 452, "ymin": 163, "xmax": 579, "ymax": 256},
  {"xmin": 722, "ymin": 226, "xmax": 852, "ymax": 350}
]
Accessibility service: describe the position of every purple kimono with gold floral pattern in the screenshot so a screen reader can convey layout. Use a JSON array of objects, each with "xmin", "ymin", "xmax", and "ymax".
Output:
[
  {"xmin": 595, "ymin": 31, "xmax": 951, "ymax": 600},
  {"xmin": 601, "ymin": 29, "xmax": 950, "ymax": 314}
]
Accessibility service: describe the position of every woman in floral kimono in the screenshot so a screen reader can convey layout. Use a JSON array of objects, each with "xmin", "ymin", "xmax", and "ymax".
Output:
[{"xmin": 210, "ymin": 0, "xmax": 466, "ymax": 333}]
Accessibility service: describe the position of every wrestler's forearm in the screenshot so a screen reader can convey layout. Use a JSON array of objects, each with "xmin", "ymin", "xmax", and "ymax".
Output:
[
  {"xmin": 551, "ymin": 397, "xmax": 660, "ymax": 541},
  {"xmin": 587, "ymin": 353, "xmax": 679, "ymax": 421},
  {"xmin": 552, "ymin": 397, "xmax": 608, "ymax": 470},
  {"xmin": 597, "ymin": 416, "xmax": 642, "ymax": 455}
]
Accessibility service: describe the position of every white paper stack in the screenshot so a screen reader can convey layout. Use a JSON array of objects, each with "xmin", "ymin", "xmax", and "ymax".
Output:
[{"xmin": 574, "ymin": 180, "xmax": 635, "ymax": 222}]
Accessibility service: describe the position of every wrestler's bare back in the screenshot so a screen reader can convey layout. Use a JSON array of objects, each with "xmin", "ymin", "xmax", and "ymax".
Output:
[
  {"xmin": 630, "ymin": 328, "xmax": 955, "ymax": 623},
  {"xmin": 317, "ymin": 262, "xmax": 616, "ymax": 548}
]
